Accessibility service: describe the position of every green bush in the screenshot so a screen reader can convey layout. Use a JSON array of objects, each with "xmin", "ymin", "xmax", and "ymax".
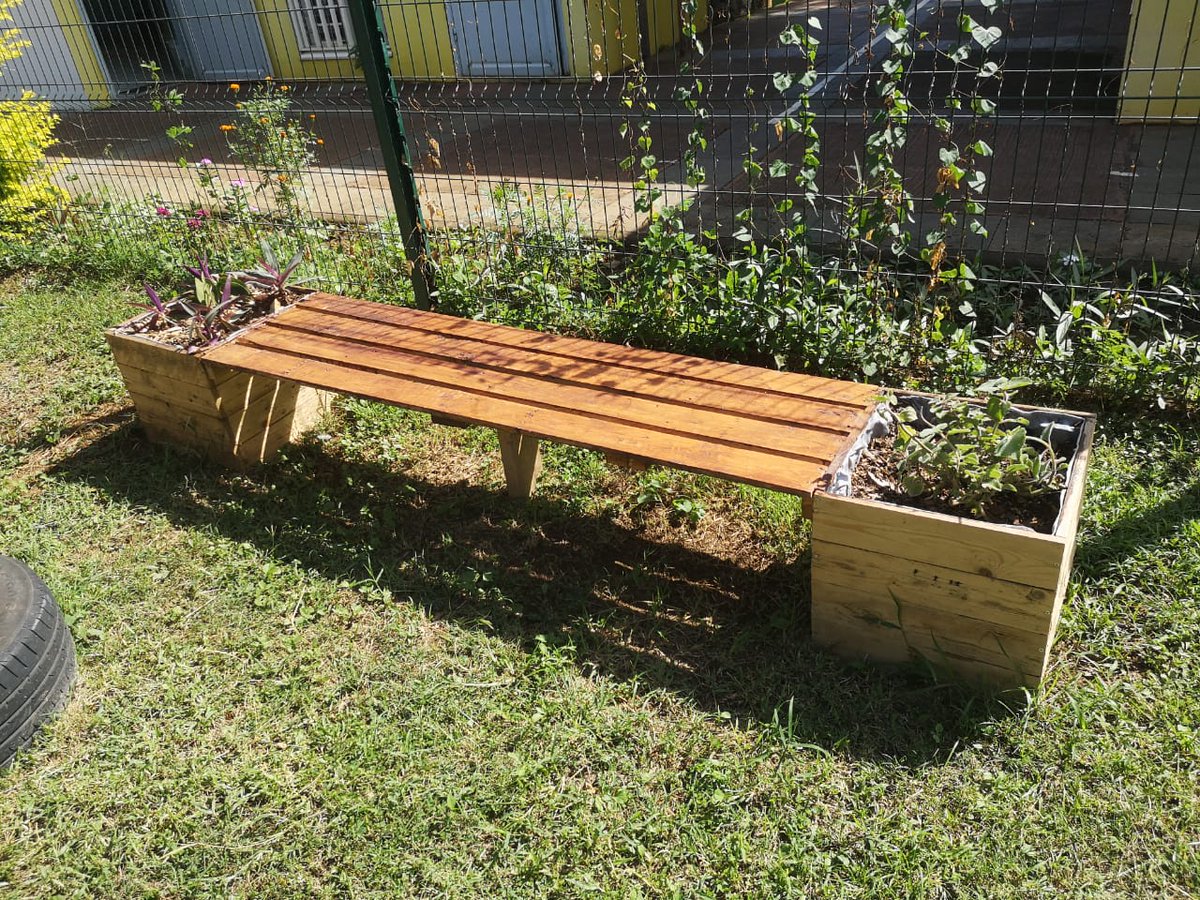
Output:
[{"xmin": 0, "ymin": 1, "xmax": 65, "ymax": 239}]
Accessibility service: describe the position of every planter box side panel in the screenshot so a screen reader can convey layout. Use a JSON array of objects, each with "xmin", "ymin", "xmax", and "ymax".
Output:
[
  {"xmin": 108, "ymin": 332, "xmax": 330, "ymax": 465},
  {"xmin": 811, "ymin": 492, "xmax": 1072, "ymax": 688}
]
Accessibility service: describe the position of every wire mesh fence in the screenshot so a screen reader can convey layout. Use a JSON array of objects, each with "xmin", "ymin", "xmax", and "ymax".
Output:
[{"xmin": 1, "ymin": 0, "xmax": 1199, "ymax": 402}]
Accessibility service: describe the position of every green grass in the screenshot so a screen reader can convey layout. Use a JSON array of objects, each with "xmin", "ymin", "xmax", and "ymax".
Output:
[{"xmin": 1, "ymin": 274, "xmax": 1198, "ymax": 897}]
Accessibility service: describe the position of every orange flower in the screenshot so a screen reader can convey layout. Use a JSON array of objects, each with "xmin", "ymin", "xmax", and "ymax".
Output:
[
  {"xmin": 309, "ymin": 114, "xmax": 316, "ymax": 120},
  {"xmin": 229, "ymin": 83, "xmax": 240, "ymax": 92},
  {"xmin": 219, "ymin": 123, "xmax": 235, "ymax": 132},
  {"xmin": 316, "ymin": 138, "xmax": 324, "ymax": 145},
  {"xmin": 277, "ymin": 174, "xmax": 288, "ymax": 182},
  {"xmin": 265, "ymin": 75, "xmax": 273, "ymax": 81},
  {"xmin": 260, "ymin": 117, "xmax": 269, "ymax": 124},
  {"xmin": 280, "ymin": 85, "xmax": 290, "ymax": 92}
]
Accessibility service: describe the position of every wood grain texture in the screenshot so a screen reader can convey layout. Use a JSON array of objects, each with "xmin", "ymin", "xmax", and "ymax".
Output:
[
  {"xmin": 810, "ymin": 591, "xmax": 1032, "ymax": 684},
  {"xmin": 108, "ymin": 329, "xmax": 329, "ymax": 465},
  {"xmin": 812, "ymin": 540, "xmax": 1057, "ymax": 633},
  {"xmin": 201, "ymin": 293, "xmax": 879, "ymax": 498},
  {"xmin": 277, "ymin": 305, "xmax": 869, "ymax": 431},
  {"xmin": 301, "ymin": 293, "xmax": 879, "ymax": 409},
  {"xmin": 812, "ymin": 493, "xmax": 1069, "ymax": 590},
  {"xmin": 497, "ymin": 429, "xmax": 542, "ymax": 498}
]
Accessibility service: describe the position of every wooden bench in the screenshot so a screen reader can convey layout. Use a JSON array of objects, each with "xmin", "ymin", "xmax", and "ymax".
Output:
[{"xmin": 202, "ymin": 292, "xmax": 879, "ymax": 508}]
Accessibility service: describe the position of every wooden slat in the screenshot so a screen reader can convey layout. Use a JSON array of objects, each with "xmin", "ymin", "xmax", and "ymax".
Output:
[
  {"xmin": 811, "ymin": 540, "xmax": 1057, "ymax": 633},
  {"xmin": 117, "ymin": 364, "xmax": 280, "ymax": 419},
  {"xmin": 234, "ymin": 326, "xmax": 849, "ymax": 465},
  {"xmin": 273, "ymin": 306, "xmax": 865, "ymax": 433},
  {"xmin": 812, "ymin": 493, "xmax": 1068, "ymax": 589},
  {"xmin": 203, "ymin": 341, "xmax": 830, "ymax": 495},
  {"xmin": 106, "ymin": 332, "xmax": 242, "ymax": 388},
  {"xmin": 811, "ymin": 585, "xmax": 1039, "ymax": 683},
  {"xmin": 301, "ymin": 293, "xmax": 878, "ymax": 409}
]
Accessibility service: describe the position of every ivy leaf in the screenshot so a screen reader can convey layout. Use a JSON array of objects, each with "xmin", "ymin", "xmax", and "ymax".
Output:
[
  {"xmin": 971, "ymin": 24, "xmax": 1002, "ymax": 48},
  {"xmin": 772, "ymin": 72, "xmax": 795, "ymax": 92}
]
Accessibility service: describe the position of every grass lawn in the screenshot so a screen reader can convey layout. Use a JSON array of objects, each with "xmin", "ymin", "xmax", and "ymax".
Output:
[{"xmin": 1, "ymin": 273, "xmax": 1198, "ymax": 897}]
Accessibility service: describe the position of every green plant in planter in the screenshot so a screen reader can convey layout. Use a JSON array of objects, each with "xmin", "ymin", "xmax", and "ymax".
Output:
[{"xmin": 892, "ymin": 377, "xmax": 1067, "ymax": 516}]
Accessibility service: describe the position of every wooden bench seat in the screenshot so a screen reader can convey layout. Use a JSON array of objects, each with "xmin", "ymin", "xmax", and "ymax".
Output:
[{"xmin": 202, "ymin": 292, "xmax": 878, "ymax": 506}]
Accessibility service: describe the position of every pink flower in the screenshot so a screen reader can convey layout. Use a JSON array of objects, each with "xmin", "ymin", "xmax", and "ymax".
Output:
[
  {"xmin": 197, "ymin": 158, "xmax": 213, "ymax": 167},
  {"xmin": 186, "ymin": 218, "xmax": 202, "ymax": 229},
  {"xmin": 194, "ymin": 208, "xmax": 210, "ymax": 218},
  {"xmin": 156, "ymin": 206, "xmax": 171, "ymax": 216},
  {"xmin": 231, "ymin": 178, "xmax": 247, "ymax": 188}
]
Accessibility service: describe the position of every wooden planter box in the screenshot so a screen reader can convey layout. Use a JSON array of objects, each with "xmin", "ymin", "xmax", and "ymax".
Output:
[
  {"xmin": 810, "ymin": 406, "xmax": 1096, "ymax": 689},
  {"xmin": 106, "ymin": 324, "xmax": 330, "ymax": 466}
]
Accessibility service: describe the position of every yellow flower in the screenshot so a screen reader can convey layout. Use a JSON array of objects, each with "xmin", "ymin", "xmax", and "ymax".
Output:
[
  {"xmin": 235, "ymin": 103, "xmax": 243, "ymax": 109},
  {"xmin": 265, "ymin": 75, "xmax": 273, "ymax": 81},
  {"xmin": 229, "ymin": 83, "xmax": 240, "ymax": 92},
  {"xmin": 260, "ymin": 117, "xmax": 269, "ymax": 124},
  {"xmin": 280, "ymin": 85, "xmax": 289, "ymax": 92},
  {"xmin": 219, "ymin": 124, "xmax": 235, "ymax": 132}
]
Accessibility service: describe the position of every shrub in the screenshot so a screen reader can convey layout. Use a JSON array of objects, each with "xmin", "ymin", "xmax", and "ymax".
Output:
[{"xmin": 0, "ymin": 1, "xmax": 65, "ymax": 239}]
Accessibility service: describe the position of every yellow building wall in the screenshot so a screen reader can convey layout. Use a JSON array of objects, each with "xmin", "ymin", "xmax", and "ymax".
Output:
[
  {"xmin": 49, "ymin": 0, "xmax": 110, "ymax": 102},
  {"xmin": 253, "ymin": 0, "xmax": 455, "ymax": 81},
  {"xmin": 254, "ymin": 0, "xmax": 706, "ymax": 82},
  {"xmin": 561, "ymin": 0, "xmax": 709, "ymax": 77},
  {"xmin": 1119, "ymin": 0, "xmax": 1200, "ymax": 121}
]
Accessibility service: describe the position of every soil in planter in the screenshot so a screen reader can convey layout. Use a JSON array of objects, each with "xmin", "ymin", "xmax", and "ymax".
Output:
[
  {"xmin": 850, "ymin": 432, "xmax": 1062, "ymax": 534},
  {"xmin": 116, "ymin": 287, "xmax": 308, "ymax": 352}
]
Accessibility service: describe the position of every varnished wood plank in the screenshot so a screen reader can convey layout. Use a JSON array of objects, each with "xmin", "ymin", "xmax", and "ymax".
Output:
[
  {"xmin": 274, "ymin": 306, "xmax": 869, "ymax": 434},
  {"xmin": 300, "ymin": 293, "xmax": 878, "ymax": 409},
  {"xmin": 812, "ymin": 493, "xmax": 1068, "ymax": 590},
  {"xmin": 234, "ymin": 326, "xmax": 850, "ymax": 465},
  {"xmin": 203, "ymin": 341, "xmax": 830, "ymax": 496}
]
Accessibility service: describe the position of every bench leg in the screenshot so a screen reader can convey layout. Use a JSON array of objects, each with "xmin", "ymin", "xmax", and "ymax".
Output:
[{"xmin": 497, "ymin": 429, "xmax": 542, "ymax": 498}]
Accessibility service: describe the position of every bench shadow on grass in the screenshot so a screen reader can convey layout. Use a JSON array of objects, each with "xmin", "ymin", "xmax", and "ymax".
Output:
[{"xmin": 53, "ymin": 419, "xmax": 1012, "ymax": 765}]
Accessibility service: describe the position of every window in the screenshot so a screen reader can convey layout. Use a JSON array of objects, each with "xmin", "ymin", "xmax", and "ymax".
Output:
[{"xmin": 290, "ymin": 0, "xmax": 354, "ymax": 58}]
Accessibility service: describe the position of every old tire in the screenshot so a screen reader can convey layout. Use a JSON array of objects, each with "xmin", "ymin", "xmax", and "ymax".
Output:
[{"xmin": 0, "ymin": 557, "xmax": 76, "ymax": 769}]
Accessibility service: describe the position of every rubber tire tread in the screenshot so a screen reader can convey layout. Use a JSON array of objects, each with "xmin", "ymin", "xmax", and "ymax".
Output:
[{"xmin": 0, "ymin": 557, "xmax": 77, "ymax": 768}]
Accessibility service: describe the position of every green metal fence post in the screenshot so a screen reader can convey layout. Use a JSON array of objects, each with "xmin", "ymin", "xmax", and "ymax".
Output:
[{"xmin": 346, "ymin": 0, "xmax": 435, "ymax": 310}]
